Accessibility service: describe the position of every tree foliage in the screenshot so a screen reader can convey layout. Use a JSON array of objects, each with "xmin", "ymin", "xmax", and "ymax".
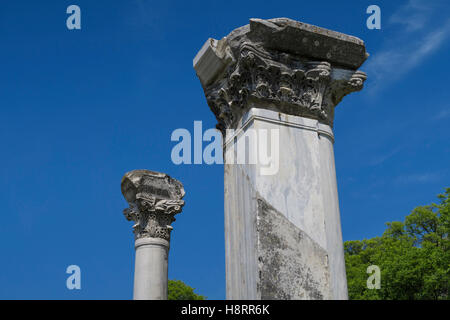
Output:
[
  {"xmin": 168, "ymin": 280, "xmax": 206, "ymax": 300},
  {"xmin": 345, "ymin": 188, "xmax": 450, "ymax": 300}
]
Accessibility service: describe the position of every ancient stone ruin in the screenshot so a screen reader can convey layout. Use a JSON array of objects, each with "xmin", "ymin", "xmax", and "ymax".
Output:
[
  {"xmin": 193, "ymin": 18, "xmax": 367, "ymax": 299},
  {"xmin": 121, "ymin": 17, "xmax": 368, "ymax": 300}
]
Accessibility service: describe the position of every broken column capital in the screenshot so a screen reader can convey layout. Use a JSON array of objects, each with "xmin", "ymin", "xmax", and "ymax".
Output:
[
  {"xmin": 193, "ymin": 18, "xmax": 368, "ymax": 132},
  {"xmin": 121, "ymin": 169, "xmax": 185, "ymax": 241}
]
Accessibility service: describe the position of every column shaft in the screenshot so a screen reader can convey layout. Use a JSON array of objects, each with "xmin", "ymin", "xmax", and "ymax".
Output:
[
  {"xmin": 133, "ymin": 238, "xmax": 169, "ymax": 300},
  {"xmin": 318, "ymin": 133, "xmax": 348, "ymax": 299},
  {"xmin": 225, "ymin": 108, "xmax": 341, "ymax": 299}
]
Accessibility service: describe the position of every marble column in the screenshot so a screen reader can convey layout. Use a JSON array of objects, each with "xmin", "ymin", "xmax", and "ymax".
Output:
[
  {"xmin": 121, "ymin": 169, "xmax": 185, "ymax": 300},
  {"xmin": 194, "ymin": 18, "xmax": 368, "ymax": 299}
]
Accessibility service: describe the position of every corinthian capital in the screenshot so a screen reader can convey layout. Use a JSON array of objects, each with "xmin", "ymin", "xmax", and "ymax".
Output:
[
  {"xmin": 121, "ymin": 170, "xmax": 185, "ymax": 241},
  {"xmin": 194, "ymin": 18, "xmax": 368, "ymax": 132}
]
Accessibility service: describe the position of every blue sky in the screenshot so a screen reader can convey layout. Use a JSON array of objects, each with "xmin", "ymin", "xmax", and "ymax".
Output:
[{"xmin": 0, "ymin": 0, "xmax": 449, "ymax": 299}]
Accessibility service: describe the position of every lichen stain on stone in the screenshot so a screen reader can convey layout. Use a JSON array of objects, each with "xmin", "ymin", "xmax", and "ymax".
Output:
[{"xmin": 256, "ymin": 197, "xmax": 331, "ymax": 300}]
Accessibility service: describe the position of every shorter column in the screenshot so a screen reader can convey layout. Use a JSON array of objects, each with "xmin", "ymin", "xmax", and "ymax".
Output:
[{"xmin": 121, "ymin": 169, "xmax": 185, "ymax": 300}]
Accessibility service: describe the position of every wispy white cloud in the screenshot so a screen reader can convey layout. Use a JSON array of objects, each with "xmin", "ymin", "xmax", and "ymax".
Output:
[
  {"xmin": 389, "ymin": 0, "xmax": 433, "ymax": 31},
  {"xmin": 369, "ymin": 146, "xmax": 402, "ymax": 166},
  {"xmin": 432, "ymin": 108, "xmax": 450, "ymax": 120},
  {"xmin": 367, "ymin": 25, "xmax": 450, "ymax": 83},
  {"xmin": 394, "ymin": 172, "xmax": 441, "ymax": 184},
  {"xmin": 364, "ymin": 0, "xmax": 450, "ymax": 93}
]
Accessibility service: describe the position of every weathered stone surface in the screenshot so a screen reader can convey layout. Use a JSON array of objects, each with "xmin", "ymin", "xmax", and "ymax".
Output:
[
  {"xmin": 226, "ymin": 18, "xmax": 368, "ymax": 69},
  {"xmin": 193, "ymin": 18, "xmax": 368, "ymax": 132},
  {"xmin": 121, "ymin": 169, "xmax": 185, "ymax": 240},
  {"xmin": 257, "ymin": 198, "xmax": 331, "ymax": 300}
]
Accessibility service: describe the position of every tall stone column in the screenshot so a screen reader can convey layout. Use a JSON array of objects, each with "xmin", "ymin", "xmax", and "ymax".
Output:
[
  {"xmin": 121, "ymin": 170, "xmax": 185, "ymax": 300},
  {"xmin": 194, "ymin": 18, "xmax": 368, "ymax": 300}
]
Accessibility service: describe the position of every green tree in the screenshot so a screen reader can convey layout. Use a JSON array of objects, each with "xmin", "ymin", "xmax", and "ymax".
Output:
[
  {"xmin": 168, "ymin": 280, "xmax": 206, "ymax": 300},
  {"xmin": 345, "ymin": 188, "xmax": 450, "ymax": 300}
]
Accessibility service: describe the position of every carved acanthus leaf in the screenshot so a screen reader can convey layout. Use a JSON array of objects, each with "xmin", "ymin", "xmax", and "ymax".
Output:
[
  {"xmin": 202, "ymin": 44, "xmax": 367, "ymax": 132},
  {"xmin": 121, "ymin": 170, "xmax": 185, "ymax": 241}
]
